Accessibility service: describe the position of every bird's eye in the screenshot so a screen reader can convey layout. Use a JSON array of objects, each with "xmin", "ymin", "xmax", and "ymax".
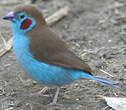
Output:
[{"xmin": 20, "ymin": 15, "xmax": 25, "ymax": 19}]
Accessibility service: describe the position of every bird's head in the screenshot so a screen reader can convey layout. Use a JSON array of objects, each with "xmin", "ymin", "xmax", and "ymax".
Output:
[{"xmin": 3, "ymin": 5, "xmax": 46, "ymax": 34}]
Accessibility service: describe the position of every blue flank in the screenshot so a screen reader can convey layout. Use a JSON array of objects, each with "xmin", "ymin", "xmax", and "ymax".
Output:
[{"xmin": 11, "ymin": 13, "xmax": 120, "ymax": 89}]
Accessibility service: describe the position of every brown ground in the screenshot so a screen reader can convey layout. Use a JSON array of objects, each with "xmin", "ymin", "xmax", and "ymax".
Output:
[{"xmin": 0, "ymin": 0, "xmax": 126, "ymax": 110}]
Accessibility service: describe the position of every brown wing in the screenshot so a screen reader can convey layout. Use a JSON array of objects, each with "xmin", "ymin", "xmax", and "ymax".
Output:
[{"xmin": 27, "ymin": 25, "xmax": 92, "ymax": 75}]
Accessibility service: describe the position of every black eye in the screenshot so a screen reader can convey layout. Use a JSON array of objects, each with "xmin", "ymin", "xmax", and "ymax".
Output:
[{"xmin": 20, "ymin": 15, "xmax": 25, "ymax": 19}]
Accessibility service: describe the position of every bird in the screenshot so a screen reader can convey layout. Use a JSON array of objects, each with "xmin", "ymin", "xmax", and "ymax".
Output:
[{"xmin": 3, "ymin": 4, "xmax": 120, "ymax": 106}]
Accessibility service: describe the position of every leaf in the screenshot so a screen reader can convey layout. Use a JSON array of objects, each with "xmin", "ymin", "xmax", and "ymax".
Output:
[{"xmin": 97, "ymin": 95, "xmax": 126, "ymax": 110}]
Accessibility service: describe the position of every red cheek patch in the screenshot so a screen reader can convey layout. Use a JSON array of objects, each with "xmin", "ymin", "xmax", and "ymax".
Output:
[{"xmin": 20, "ymin": 19, "xmax": 32, "ymax": 30}]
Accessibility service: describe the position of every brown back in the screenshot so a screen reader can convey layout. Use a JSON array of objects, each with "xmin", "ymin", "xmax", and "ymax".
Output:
[{"xmin": 14, "ymin": 5, "xmax": 93, "ymax": 75}]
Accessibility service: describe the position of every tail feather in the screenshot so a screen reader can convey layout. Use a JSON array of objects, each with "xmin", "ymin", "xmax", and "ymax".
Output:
[
  {"xmin": 78, "ymin": 72, "xmax": 121, "ymax": 90},
  {"xmin": 73, "ymin": 71, "xmax": 121, "ymax": 89},
  {"xmin": 93, "ymin": 76, "xmax": 121, "ymax": 90}
]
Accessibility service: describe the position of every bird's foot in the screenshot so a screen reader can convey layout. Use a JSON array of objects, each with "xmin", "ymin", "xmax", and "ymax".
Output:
[{"xmin": 47, "ymin": 97, "xmax": 62, "ymax": 106}]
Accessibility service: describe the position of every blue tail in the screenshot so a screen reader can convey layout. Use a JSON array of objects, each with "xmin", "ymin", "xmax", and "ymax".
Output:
[
  {"xmin": 93, "ymin": 76, "xmax": 121, "ymax": 89},
  {"xmin": 74, "ymin": 72, "xmax": 121, "ymax": 90}
]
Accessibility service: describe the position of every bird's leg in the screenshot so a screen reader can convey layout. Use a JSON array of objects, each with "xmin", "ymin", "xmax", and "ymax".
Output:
[
  {"xmin": 31, "ymin": 86, "xmax": 48, "ymax": 96},
  {"xmin": 48, "ymin": 87, "xmax": 60, "ymax": 106}
]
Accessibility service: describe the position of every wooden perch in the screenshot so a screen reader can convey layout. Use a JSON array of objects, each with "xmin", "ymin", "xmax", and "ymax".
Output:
[{"xmin": 0, "ymin": 6, "xmax": 70, "ymax": 57}]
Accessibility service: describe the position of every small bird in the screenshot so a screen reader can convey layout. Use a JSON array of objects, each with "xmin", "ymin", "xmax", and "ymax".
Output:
[{"xmin": 3, "ymin": 5, "xmax": 120, "ymax": 106}]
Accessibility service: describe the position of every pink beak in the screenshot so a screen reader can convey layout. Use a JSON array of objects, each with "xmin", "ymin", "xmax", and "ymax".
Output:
[{"xmin": 3, "ymin": 12, "xmax": 16, "ymax": 22}]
